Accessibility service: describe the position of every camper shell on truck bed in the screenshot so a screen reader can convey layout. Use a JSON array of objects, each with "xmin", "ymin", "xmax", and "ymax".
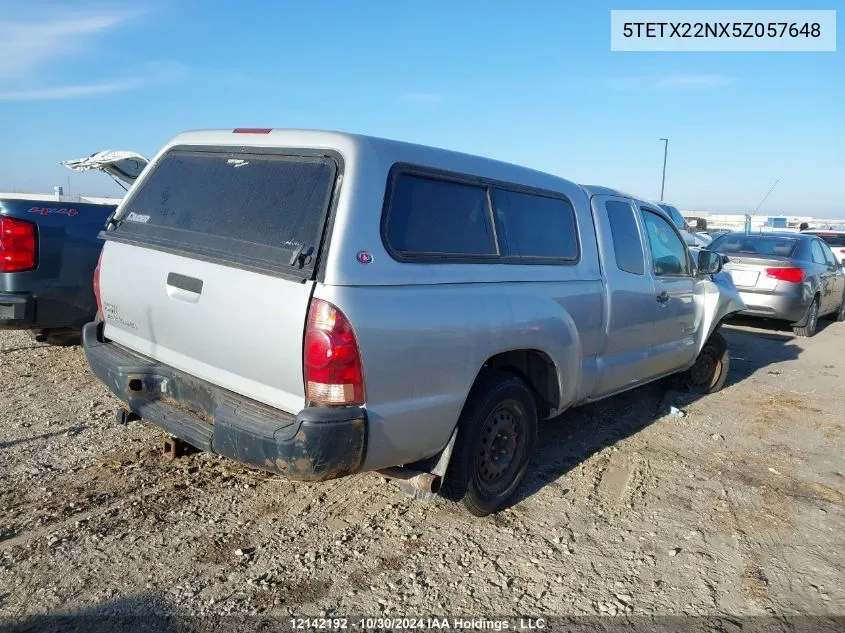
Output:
[{"xmin": 83, "ymin": 129, "xmax": 743, "ymax": 516}]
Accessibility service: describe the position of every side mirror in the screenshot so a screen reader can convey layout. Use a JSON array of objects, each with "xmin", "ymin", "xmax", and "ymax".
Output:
[{"xmin": 697, "ymin": 249, "xmax": 722, "ymax": 275}]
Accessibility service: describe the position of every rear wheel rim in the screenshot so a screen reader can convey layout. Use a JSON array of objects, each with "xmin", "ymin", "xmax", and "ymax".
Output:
[
  {"xmin": 475, "ymin": 401, "xmax": 526, "ymax": 496},
  {"xmin": 838, "ymin": 297, "xmax": 845, "ymax": 320}
]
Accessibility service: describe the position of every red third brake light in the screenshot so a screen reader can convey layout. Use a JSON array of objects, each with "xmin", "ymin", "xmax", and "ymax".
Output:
[
  {"xmin": 0, "ymin": 216, "xmax": 36, "ymax": 272},
  {"xmin": 93, "ymin": 249, "xmax": 104, "ymax": 318},
  {"xmin": 766, "ymin": 267, "xmax": 804, "ymax": 283},
  {"xmin": 304, "ymin": 298, "xmax": 365, "ymax": 406}
]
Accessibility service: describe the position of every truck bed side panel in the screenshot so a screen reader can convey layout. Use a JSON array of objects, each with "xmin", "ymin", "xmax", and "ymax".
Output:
[{"xmin": 0, "ymin": 198, "xmax": 114, "ymax": 329}]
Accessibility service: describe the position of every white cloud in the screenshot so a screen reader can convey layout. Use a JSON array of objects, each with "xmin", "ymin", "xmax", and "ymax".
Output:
[
  {"xmin": 0, "ymin": 9, "xmax": 136, "ymax": 79},
  {"xmin": 0, "ymin": 62, "xmax": 185, "ymax": 101},
  {"xmin": 400, "ymin": 92, "xmax": 445, "ymax": 105},
  {"xmin": 0, "ymin": 78, "xmax": 145, "ymax": 102},
  {"xmin": 0, "ymin": 6, "xmax": 185, "ymax": 101}
]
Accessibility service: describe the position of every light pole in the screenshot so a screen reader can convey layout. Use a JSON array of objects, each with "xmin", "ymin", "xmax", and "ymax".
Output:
[{"xmin": 659, "ymin": 138, "xmax": 669, "ymax": 201}]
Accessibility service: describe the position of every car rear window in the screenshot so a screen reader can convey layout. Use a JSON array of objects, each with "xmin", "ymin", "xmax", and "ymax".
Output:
[
  {"xmin": 710, "ymin": 235, "xmax": 798, "ymax": 257},
  {"xmin": 114, "ymin": 150, "xmax": 337, "ymax": 273},
  {"xmin": 813, "ymin": 234, "xmax": 845, "ymax": 247}
]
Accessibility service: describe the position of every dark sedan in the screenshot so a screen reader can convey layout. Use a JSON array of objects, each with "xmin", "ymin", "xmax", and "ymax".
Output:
[{"xmin": 709, "ymin": 231, "xmax": 845, "ymax": 337}]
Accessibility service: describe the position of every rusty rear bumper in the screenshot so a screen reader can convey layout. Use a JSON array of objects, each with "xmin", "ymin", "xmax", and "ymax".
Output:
[{"xmin": 82, "ymin": 321, "xmax": 366, "ymax": 481}]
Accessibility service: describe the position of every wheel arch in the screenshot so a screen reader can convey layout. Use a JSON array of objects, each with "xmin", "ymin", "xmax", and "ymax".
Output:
[{"xmin": 468, "ymin": 349, "xmax": 564, "ymax": 420}]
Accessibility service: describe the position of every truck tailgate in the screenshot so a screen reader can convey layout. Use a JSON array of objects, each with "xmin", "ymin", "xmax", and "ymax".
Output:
[{"xmin": 100, "ymin": 241, "xmax": 313, "ymax": 414}]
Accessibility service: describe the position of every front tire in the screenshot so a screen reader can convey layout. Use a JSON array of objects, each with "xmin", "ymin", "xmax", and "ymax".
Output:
[
  {"xmin": 793, "ymin": 296, "xmax": 820, "ymax": 337},
  {"xmin": 442, "ymin": 371, "xmax": 538, "ymax": 517},
  {"xmin": 682, "ymin": 331, "xmax": 730, "ymax": 394}
]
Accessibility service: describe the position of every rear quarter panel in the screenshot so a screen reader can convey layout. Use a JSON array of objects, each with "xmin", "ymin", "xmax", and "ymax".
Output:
[
  {"xmin": 0, "ymin": 199, "xmax": 115, "ymax": 328},
  {"xmin": 318, "ymin": 276, "xmax": 603, "ymax": 471}
]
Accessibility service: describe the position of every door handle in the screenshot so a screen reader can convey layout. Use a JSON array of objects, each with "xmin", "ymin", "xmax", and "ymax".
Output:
[
  {"xmin": 166, "ymin": 272, "xmax": 203, "ymax": 304},
  {"xmin": 656, "ymin": 291, "xmax": 670, "ymax": 304},
  {"xmin": 167, "ymin": 272, "xmax": 203, "ymax": 294}
]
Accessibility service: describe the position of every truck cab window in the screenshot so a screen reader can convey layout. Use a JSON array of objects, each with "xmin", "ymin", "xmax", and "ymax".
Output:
[
  {"xmin": 641, "ymin": 209, "xmax": 690, "ymax": 276},
  {"xmin": 605, "ymin": 200, "xmax": 644, "ymax": 275}
]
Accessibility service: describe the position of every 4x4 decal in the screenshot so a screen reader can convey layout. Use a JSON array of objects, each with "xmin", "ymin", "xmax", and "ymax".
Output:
[{"xmin": 28, "ymin": 206, "xmax": 78, "ymax": 217}]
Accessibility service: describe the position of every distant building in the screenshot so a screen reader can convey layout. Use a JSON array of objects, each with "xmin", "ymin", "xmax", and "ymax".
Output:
[{"xmin": 680, "ymin": 211, "xmax": 821, "ymax": 232}]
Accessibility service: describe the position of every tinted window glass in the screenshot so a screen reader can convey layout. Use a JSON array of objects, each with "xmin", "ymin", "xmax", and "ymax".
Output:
[
  {"xmin": 811, "ymin": 240, "xmax": 827, "ymax": 265},
  {"xmin": 605, "ymin": 200, "xmax": 644, "ymax": 275},
  {"xmin": 820, "ymin": 242, "xmax": 838, "ymax": 267},
  {"xmin": 710, "ymin": 235, "xmax": 798, "ymax": 258},
  {"xmin": 117, "ymin": 151, "xmax": 336, "ymax": 271},
  {"xmin": 814, "ymin": 234, "xmax": 845, "ymax": 247},
  {"xmin": 658, "ymin": 204, "xmax": 687, "ymax": 231},
  {"xmin": 641, "ymin": 210, "xmax": 690, "ymax": 275},
  {"xmin": 386, "ymin": 174, "xmax": 496, "ymax": 256},
  {"xmin": 491, "ymin": 189, "xmax": 578, "ymax": 259}
]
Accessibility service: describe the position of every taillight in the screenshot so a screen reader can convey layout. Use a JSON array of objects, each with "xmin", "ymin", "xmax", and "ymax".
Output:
[
  {"xmin": 93, "ymin": 249, "xmax": 104, "ymax": 318},
  {"xmin": 304, "ymin": 298, "xmax": 365, "ymax": 406},
  {"xmin": 766, "ymin": 267, "xmax": 804, "ymax": 283},
  {"xmin": 0, "ymin": 216, "xmax": 36, "ymax": 272}
]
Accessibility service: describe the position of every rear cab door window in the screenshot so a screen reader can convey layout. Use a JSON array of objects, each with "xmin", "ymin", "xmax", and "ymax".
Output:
[{"xmin": 604, "ymin": 200, "xmax": 645, "ymax": 275}]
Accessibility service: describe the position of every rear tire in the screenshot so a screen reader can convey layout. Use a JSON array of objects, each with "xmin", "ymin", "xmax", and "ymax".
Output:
[
  {"xmin": 793, "ymin": 296, "xmax": 820, "ymax": 337},
  {"xmin": 442, "ymin": 371, "xmax": 538, "ymax": 517},
  {"xmin": 682, "ymin": 331, "xmax": 729, "ymax": 394}
]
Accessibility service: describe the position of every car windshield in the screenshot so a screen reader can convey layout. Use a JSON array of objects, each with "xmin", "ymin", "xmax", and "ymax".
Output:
[{"xmin": 710, "ymin": 234, "xmax": 798, "ymax": 257}]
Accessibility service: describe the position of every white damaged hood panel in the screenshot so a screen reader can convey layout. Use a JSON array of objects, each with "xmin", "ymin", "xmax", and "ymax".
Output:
[{"xmin": 62, "ymin": 151, "xmax": 149, "ymax": 186}]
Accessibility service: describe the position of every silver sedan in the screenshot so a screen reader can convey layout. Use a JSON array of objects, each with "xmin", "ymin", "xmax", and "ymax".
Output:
[{"xmin": 708, "ymin": 231, "xmax": 845, "ymax": 337}]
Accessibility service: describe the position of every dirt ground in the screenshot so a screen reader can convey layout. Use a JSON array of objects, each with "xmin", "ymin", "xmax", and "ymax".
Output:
[{"xmin": 1, "ymin": 317, "xmax": 843, "ymax": 623}]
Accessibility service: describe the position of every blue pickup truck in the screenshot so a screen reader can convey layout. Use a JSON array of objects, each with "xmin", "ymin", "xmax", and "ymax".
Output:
[{"xmin": 0, "ymin": 151, "xmax": 147, "ymax": 344}]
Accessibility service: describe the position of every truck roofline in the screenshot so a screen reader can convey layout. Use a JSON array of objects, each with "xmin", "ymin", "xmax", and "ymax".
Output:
[{"xmin": 152, "ymin": 128, "xmax": 582, "ymax": 193}]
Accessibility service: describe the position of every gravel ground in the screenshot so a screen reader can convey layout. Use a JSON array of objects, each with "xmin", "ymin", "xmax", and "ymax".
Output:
[{"xmin": 1, "ymin": 318, "xmax": 843, "ymax": 622}]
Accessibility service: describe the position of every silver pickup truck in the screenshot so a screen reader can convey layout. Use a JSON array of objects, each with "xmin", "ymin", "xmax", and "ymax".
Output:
[{"xmin": 82, "ymin": 129, "xmax": 743, "ymax": 516}]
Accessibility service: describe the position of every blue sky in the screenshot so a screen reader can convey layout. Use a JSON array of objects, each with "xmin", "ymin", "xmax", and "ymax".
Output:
[{"xmin": 0, "ymin": 1, "xmax": 841, "ymax": 216}]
